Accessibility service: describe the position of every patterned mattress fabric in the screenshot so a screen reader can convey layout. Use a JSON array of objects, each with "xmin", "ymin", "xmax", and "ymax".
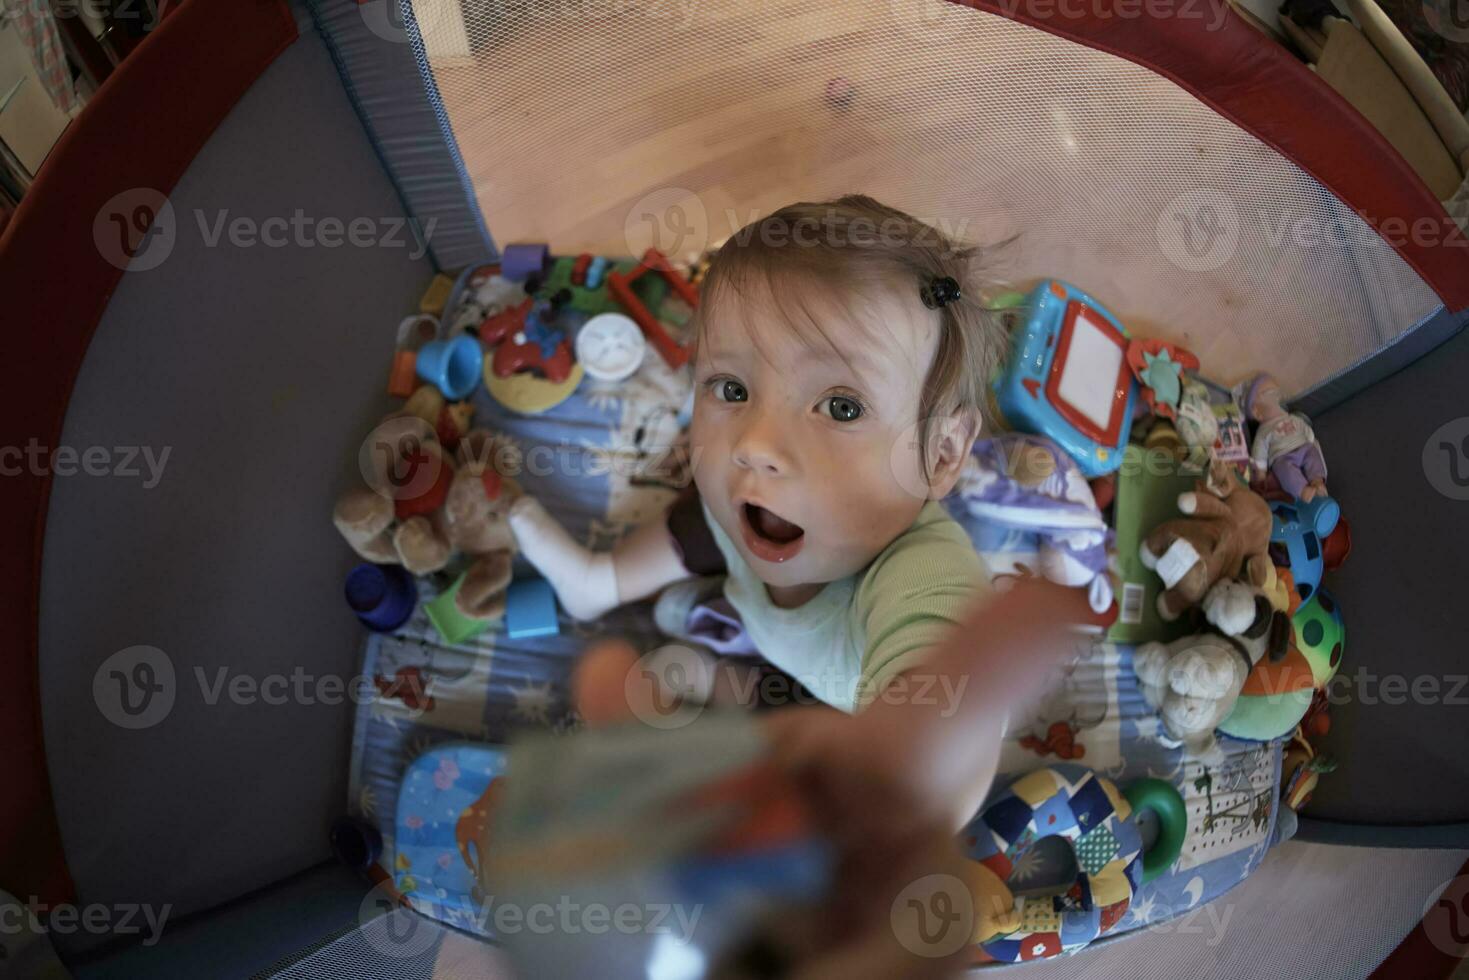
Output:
[{"xmin": 344, "ymin": 268, "xmax": 1284, "ymax": 953}]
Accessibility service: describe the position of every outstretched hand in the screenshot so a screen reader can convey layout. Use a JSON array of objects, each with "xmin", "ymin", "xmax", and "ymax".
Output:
[{"xmin": 752, "ymin": 581, "xmax": 1087, "ymax": 978}]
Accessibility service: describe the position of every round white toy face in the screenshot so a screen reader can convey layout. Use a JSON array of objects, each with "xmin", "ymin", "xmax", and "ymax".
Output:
[{"xmin": 576, "ymin": 313, "xmax": 647, "ymax": 382}]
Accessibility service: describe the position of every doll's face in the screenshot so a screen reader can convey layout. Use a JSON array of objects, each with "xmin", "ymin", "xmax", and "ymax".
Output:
[
  {"xmin": 689, "ymin": 274, "xmax": 968, "ymax": 606},
  {"xmin": 1251, "ymin": 380, "xmax": 1284, "ymax": 421}
]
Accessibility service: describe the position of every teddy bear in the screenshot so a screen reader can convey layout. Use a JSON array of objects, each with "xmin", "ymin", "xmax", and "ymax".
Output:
[
  {"xmin": 1139, "ymin": 457, "xmax": 1273, "ymax": 621},
  {"xmin": 334, "ymin": 413, "xmax": 518, "ymax": 621},
  {"xmin": 1134, "ymin": 578, "xmax": 1290, "ymax": 761}
]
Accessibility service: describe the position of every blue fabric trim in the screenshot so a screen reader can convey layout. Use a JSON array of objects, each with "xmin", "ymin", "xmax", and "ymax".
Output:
[
  {"xmin": 303, "ymin": 0, "xmax": 437, "ymax": 270},
  {"xmin": 398, "ymin": 0, "xmax": 498, "ymax": 262},
  {"xmin": 1297, "ymin": 305, "xmax": 1469, "ymax": 417}
]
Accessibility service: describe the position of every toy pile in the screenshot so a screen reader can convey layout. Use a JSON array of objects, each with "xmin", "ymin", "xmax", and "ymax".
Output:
[
  {"xmin": 969, "ymin": 278, "xmax": 1348, "ymax": 766},
  {"xmin": 331, "ymin": 244, "xmax": 701, "ymax": 648}
]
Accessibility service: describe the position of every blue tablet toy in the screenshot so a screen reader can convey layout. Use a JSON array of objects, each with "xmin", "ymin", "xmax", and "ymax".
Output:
[{"xmin": 994, "ymin": 280, "xmax": 1139, "ymax": 477}]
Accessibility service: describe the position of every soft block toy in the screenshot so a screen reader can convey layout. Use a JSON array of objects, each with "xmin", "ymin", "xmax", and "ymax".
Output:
[
  {"xmin": 1134, "ymin": 578, "xmax": 1290, "ymax": 760},
  {"xmin": 1139, "ymin": 459, "xmax": 1273, "ymax": 621}
]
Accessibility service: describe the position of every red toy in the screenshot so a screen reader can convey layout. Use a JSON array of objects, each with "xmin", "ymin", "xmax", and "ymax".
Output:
[
  {"xmin": 493, "ymin": 333, "xmax": 575, "ymax": 383},
  {"xmin": 571, "ymin": 252, "xmax": 592, "ymax": 286},
  {"xmin": 478, "ymin": 292, "xmax": 577, "ymax": 383},
  {"xmin": 605, "ymin": 248, "xmax": 698, "ymax": 369}
]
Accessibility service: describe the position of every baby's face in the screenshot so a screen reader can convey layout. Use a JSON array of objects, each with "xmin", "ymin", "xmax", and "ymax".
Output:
[{"xmin": 690, "ymin": 277, "xmax": 940, "ymax": 599}]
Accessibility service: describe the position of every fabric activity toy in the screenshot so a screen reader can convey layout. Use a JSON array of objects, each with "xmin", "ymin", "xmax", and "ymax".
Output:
[
  {"xmin": 1139, "ymin": 458, "xmax": 1274, "ymax": 621},
  {"xmin": 964, "ymin": 765, "xmax": 1185, "ymax": 962},
  {"xmin": 1134, "ymin": 577, "xmax": 1291, "ymax": 760},
  {"xmin": 333, "ymin": 419, "xmax": 517, "ymax": 622},
  {"xmin": 953, "ymin": 433, "xmax": 1115, "ymax": 614},
  {"xmin": 1240, "ymin": 372, "xmax": 1329, "ymax": 502},
  {"xmin": 1126, "ymin": 338, "xmax": 1200, "ymax": 419},
  {"xmin": 993, "ymin": 279, "xmax": 1139, "ymax": 477}
]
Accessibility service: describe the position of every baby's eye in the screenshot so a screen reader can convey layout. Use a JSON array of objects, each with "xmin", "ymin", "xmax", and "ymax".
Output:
[
  {"xmin": 714, "ymin": 379, "xmax": 748, "ymax": 403},
  {"xmin": 825, "ymin": 396, "xmax": 863, "ymax": 422}
]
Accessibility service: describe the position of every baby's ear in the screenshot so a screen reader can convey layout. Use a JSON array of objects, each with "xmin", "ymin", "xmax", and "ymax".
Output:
[{"xmin": 925, "ymin": 409, "xmax": 980, "ymax": 499}]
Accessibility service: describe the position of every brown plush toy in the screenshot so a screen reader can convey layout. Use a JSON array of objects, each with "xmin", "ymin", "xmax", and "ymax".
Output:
[
  {"xmin": 1139, "ymin": 458, "xmax": 1274, "ymax": 621},
  {"xmin": 333, "ymin": 410, "xmax": 518, "ymax": 621}
]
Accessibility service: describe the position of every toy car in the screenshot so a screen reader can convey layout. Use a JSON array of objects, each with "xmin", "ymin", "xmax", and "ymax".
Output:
[{"xmin": 993, "ymin": 280, "xmax": 1138, "ymax": 477}]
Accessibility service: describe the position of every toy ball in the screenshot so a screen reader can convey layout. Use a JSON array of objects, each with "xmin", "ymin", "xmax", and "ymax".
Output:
[{"xmin": 1292, "ymin": 587, "xmax": 1344, "ymax": 688}]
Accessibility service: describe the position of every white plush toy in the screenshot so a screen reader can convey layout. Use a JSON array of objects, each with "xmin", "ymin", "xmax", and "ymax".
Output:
[{"xmin": 1134, "ymin": 578, "xmax": 1290, "ymax": 762}]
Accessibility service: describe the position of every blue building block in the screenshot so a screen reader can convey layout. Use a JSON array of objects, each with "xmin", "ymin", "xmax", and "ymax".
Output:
[{"xmin": 505, "ymin": 577, "xmax": 560, "ymax": 639}]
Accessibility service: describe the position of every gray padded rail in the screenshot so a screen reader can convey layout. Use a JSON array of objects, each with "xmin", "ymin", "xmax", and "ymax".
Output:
[{"xmin": 38, "ymin": 8, "xmax": 431, "ymax": 954}]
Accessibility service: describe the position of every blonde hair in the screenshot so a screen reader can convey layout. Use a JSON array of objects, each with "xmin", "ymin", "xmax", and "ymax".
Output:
[{"xmin": 695, "ymin": 194, "xmax": 1009, "ymax": 475}]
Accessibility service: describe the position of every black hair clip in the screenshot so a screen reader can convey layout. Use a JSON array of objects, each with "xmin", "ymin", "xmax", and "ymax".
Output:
[{"xmin": 921, "ymin": 275, "xmax": 962, "ymax": 309}]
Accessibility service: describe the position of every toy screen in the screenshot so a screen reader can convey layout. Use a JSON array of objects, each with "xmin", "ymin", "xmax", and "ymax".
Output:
[{"xmin": 1056, "ymin": 306, "xmax": 1123, "ymax": 431}]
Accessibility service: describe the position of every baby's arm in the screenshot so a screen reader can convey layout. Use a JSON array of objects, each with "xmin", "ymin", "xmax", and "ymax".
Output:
[{"xmin": 507, "ymin": 496, "xmax": 692, "ymax": 621}]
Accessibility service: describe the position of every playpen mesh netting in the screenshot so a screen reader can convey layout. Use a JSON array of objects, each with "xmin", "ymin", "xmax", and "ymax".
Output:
[{"xmin": 407, "ymin": 0, "xmax": 1441, "ymax": 396}]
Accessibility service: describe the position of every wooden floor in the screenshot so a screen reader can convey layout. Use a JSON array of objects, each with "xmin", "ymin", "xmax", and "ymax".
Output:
[{"xmin": 420, "ymin": 0, "xmax": 1438, "ymax": 395}]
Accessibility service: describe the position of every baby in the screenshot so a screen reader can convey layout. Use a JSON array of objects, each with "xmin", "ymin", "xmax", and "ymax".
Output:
[{"xmin": 508, "ymin": 196, "xmax": 1010, "ymax": 712}]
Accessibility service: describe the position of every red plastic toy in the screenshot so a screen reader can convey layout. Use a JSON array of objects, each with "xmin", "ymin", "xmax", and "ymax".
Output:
[
  {"xmin": 571, "ymin": 252, "xmax": 593, "ymax": 286},
  {"xmin": 605, "ymin": 248, "xmax": 698, "ymax": 369},
  {"xmin": 493, "ymin": 333, "xmax": 575, "ymax": 383}
]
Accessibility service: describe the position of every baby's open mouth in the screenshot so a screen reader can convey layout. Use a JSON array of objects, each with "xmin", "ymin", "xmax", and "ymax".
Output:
[
  {"xmin": 744, "ymin": 503, "xmax": 803, "ymax": 543},
  {"xmin": 740, "ymin": 502, "xmax": 805, "ymax": 563}
]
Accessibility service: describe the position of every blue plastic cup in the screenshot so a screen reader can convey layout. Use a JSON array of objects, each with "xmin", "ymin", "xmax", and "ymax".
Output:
[
  {"xmin": 345, "ymin": 563, "xmax": 417, "ymax": 632},
  {"xmin": 415, "ymin": 334, "xmax": 483, "ymax": 400}
]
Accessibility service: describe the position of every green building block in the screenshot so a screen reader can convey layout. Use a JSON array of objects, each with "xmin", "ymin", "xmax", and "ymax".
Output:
[{"xmin": 424, "ymin": 572, "xmax": 493, "ymax": 645}]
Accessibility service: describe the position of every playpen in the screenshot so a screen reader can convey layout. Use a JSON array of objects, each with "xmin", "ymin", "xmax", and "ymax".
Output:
[{"xmin": 2, "ymin": 0, "xmax": 1468, "ymax": 975}]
